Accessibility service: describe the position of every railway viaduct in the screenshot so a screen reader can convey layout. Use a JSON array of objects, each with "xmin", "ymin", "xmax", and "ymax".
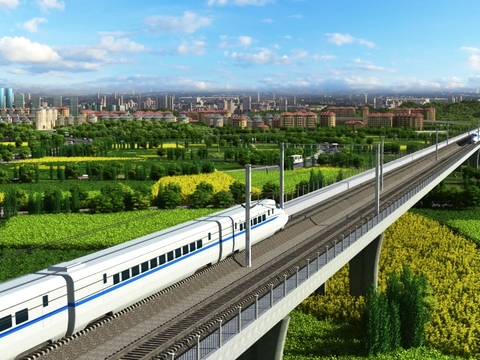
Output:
[
  {"xmin": 186, "ymin": 132, "xmax": 480, "ymax": 360},
  {"xmin": 28, "ymin": 131, "xmax": 480, "ymax": 360}
]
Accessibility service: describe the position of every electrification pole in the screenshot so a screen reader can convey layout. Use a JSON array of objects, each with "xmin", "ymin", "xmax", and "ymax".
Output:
[{"xmin": 245, "ymin": 164, "xmax": 251, "ymax": 267}]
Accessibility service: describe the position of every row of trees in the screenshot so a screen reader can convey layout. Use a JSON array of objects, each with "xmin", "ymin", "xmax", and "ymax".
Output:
[
  {"xmin": 420, "ymin": 166, "xmax": 480, "ymax": 209},
  {"xmin": 2, "ymin": 182, "xmax": 153, "ymax": 217},
  {"xmin": 0, "ymin": 161, "xmax": 217, "ymax": 184},
  {"xmin": 361, "ymin": 265, "xmax": 432, "ymax": 355}
]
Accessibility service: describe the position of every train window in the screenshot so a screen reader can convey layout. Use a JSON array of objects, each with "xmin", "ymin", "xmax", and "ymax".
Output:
[
  {"xmin": 113, "ymin": 274, "xmax": 120, "ymax": 285},
  {"xmin": 190, "ymin": 242, "xmax": 196, "ymax": 252},
  {"xmin": 150, "ymin": 258, "xmax": 158, "ymax": 269},
  {"xmin": 240, "ymin": 223, "xmax": 243, "ymax": 231},
  {"xmin": 121, "ymin": 269, "xmax": 130, "ymax": 281},
  {"xmin": 272, "ymin": 209, "xmax": 274, "ymax": 214},
  {"xmin": 103, "ymin": 274, "xmax": 107, "ymax": 284},
  {"xmin": 43, "ymin": 295, "xmax": 49, "ymax": 307},
  {"xmin": 175, "ymin": 248, "xmax": 182, "ymax": 258},
  {"xmin": 141, "ymin": 262, "xmax": 149, "ymax": 273},
  {"xmin": 183, "ymin": 245, "xmax": 189, "ymax": 255},
  {"xmin": 235, "ymin": 223, "xmax": 237, "ymax": 230},
  {"xmin": 253, "ymin": 218, "xmax": 257, "ymax": 225},
  {"xmin": 15, "ymin": 309, "xmax": 28, "ymax": 325},
  {"xmin": 159, "ymin": 254, "xmax": 166, "ymax": 265},
  {"xmin": 131, "ymin": 265, "xmax": 140, "ymax": 277},
  {"xmin": 208, "ymin": 233, "xmax": 211, "ymax": 240},
  {"xmin": 268, "ymin": 210, "xmax": 270, "ymax": 216},
  {"xmin": 0, "ymin": 315, "xmax": 11, "ymax": 332},
  {"xmin": 258, "ymin": 216, "xmax": 261, "ymax": 223},
  {"xmin": 262, "ymin": 214, "xmax": 266, "ymax": 221},
  {"xmin": 167, "ymin": 251, "xmax": 174, "ymax": 262},
  {"xmin": 197, "ymin": 240, "xmax": 203, "ymax": 249}
]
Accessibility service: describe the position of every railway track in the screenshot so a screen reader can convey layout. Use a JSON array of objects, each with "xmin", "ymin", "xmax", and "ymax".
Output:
[{"xmin": 24, "ymin": 139, "xmax": 475, "ymax": 360}]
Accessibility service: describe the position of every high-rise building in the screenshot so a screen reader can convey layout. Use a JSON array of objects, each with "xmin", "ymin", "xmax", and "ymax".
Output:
[
  {"xmin": 14, "ymin": 93, "xmax": 25, "ymax": 109},
  {"xmin": 32, "ymin": 96, "xmax": 42, "ymax": 108},
  {"xmin": 0, "ymin": 88, "xmax": 4, "ymax": 108},
  {"xmin": 5, "ymin": 88, "xmax": 13, "ymax": 109},
  {"xmin": 53, "ymin": 95, "xmax": 62, "ymax": 107},
  {"xmin": 69, "ymin": 97, "xmax": 79, "ymax": 116}
]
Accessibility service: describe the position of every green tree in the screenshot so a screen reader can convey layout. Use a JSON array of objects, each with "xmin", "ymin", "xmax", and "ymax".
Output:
[
  {"xmin": 149, "ymin": 164, "xmax": 166, "ymax": 181},
  {"xmin": 3, "ymin": 189, "xmax": 18, "ymax": 218},
  {"xmin": 230, "ymin": 181, "xmax": 245, "ymax": 203},
  {"xmin": 89, "ymin": 183, "xmax": 126, "ymax": 213},
  {"xmin": 212, "ymin": 190, "xmax": 235, "ymax": 208},
  {"xmin": 1, "ymin": 150, "xmax": 13, "ymax": 162},
  {"xmin": 399, "ymin": 265, "xmax": 430, "ymax": 348},
  {"xmin": 0, "ymin": 169, "xmax": 8, "ymax": 184},
  {"xmin": 69, "ymin": 188, "xmax": 80, "ymax": 213},
  {"xmin": 18, "ymin": 164, "xmax": 35, "ymax": 183},
  {"xmin": 65, "ymin": 162, "xmax": 80, "ymax": 179},
  {"xmin": 262, "ymin": 181, "xmax": 280, "ymax": 202},
  {"xmin": 190, "ymin": 181, "xmax": 214, "ymax": 208},
  {"xmin": 157, "ymin": 183, "xmax": 182, "ymax": 209}
]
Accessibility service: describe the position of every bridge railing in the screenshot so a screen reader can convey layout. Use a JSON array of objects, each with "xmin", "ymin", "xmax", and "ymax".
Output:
[{"xmin": 176, "ymin": 142, "xmax": 472, "ymax": 360}]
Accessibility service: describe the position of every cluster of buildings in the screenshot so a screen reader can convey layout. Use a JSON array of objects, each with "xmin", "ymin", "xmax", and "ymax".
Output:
[
  {"xmin": 0, "ymin": 104, "xmax": 436, "ymax": 132},
  {"xmin": 0, "ymin": 87, "xmax": 439, "ymax": 131}
]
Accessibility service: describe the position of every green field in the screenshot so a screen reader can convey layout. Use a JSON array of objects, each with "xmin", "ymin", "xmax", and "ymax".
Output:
[{"xmin": 0, "ymin": 208, "xmax": 217, "ymax": 282}]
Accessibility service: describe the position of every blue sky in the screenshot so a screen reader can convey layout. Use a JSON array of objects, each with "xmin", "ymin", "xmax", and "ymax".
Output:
[{"xmin": 1, "ymin": 0, "xmax": 480, "ymax": 94}]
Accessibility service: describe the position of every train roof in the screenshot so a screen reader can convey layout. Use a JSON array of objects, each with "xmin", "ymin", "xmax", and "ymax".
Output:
[
  {"xmin": 38, "ymin": 199, "xmax": 279, "ymax": 279},
  {"xmin": 0, "ymin": 274, "xmax": 65, "ymax": 310}
]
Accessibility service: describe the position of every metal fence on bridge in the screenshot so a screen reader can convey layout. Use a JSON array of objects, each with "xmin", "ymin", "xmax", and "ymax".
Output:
[{"xmin": 174, "ymin": 170, "xmax": 442, "ymax": 359}]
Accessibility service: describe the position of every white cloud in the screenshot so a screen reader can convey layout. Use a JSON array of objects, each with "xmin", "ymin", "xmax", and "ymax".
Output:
[
  {"xmin": 467, "ymin": 55, "xmax": 480, "ymax": 70},
  {"xmin": 177, "ymin": 40, "xmax": 206, "ymax": 56},
  {"xmin": 8, "ymin": 68, "xmax": 30, "ymax": 75},
  {"xmin": 326, "ymin": 33, "xmax": 375, "ymax": 48},
  {"xmin": 225, "ymin": 48, "xmax": 290, "ymax": 65},
  {"xmin": 262, "ymin": 18, "xmax": 273, "ymax": 23},
  {"xmin": 349, "ymin": 58, "xmax": 395, "ymax": 72},
  {"xmin": 144, "ymin": 11, "xmax": 212, "ymax": 34},
  {"xmin": 0, "ymin": 0, "xmax": 19, "ymax": 10},
  {"xmin": 208, "ymin": 0, "xmax": 273, "ymax": 5},
  {"xmin": 392, "ymin": 77, "xmax": 465, "ymax": 91},
  {"xmin": 37, "ymin": 0, "xmax": 65, "ymax": 12},
  {"xmin": 98, "ymin": 36, "xmax": 146, "ymax": 53},
  {"xmin": 344, "ymin": 76, "xmax": 380, "ymax": 86},
  {"xmin": 0, "ymin": 36, "xmax": 61, "ymax": 63},
  {"xmin": 219, "ymin": 35, "xmax": 253, "ymax": 48},
  {"xmin": 460, "ymin": 46, "xmax": 480, "ymax": 53},
  {"xmin": 312, "ymin": 54, "xmax": 336, "ymax": 60},
  {"xmin": 23, "ymin": 18, "xmax": 47, "ymax": 33},
  {"xmin": 459, "ymin": 47, "xmax": 480, "ymax": 70}
]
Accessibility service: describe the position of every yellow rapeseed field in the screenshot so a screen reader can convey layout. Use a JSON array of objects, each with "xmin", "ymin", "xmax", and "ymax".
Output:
[
  {"xmin": 16, "ymin": 156, "xmax": 137, "ymax": 163},
  {"xmin": 298, "ymin": 212, "xmax": 480, "ymax": 358},
  {"xmin": 152, "ymin": 171, "xmax": 262, "ymax": 199}
]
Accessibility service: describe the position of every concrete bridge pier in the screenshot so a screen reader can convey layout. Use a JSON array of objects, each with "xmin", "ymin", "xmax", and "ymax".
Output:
[
  {"xmin": 237, "ymin": 316, "xmax": 290, "ymax": 360},
  {"xmin": 349, "ymin": 233, "xmax": 383, "ymax": 296},
  {"xmin": 468, "ymin": 148, "xmax": 480, "ymax": 169}
]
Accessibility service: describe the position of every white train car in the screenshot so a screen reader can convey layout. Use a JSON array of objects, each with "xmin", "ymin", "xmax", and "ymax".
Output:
[
  {"xmin": 288, "ymin": 154, "xmax": 303, "ymax": 164},
  {"xmin": 470, "ymin": 132, "xmax": 479, "ymax": 144},
  {"xmin": 0, "ymin": 274, "xmax": 68, "ymax": 360},
  {"xmin": 38, "ymin": 199, "xmax": 287, "ymax": 336}
]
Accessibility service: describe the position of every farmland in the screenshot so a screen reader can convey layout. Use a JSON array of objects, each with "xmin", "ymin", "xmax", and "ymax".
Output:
[{"xmin": 288, "ymin": 212, "xmax": 480, "ymax": 359}]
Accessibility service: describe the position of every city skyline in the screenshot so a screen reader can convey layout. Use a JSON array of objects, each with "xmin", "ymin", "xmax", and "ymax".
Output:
[{"xmin": 1, "ymin": 0, "xmax": 480, "ymax": 94}]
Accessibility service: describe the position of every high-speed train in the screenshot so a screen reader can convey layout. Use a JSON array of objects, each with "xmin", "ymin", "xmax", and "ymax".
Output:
[
  {"xmin": 0, "ymin": 199, "xmax": 288, "ymax": 360},
  {"xmin": 470, "ymin": 132, "xmax": 479, "ymax": 144}
]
